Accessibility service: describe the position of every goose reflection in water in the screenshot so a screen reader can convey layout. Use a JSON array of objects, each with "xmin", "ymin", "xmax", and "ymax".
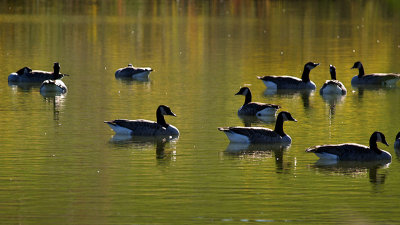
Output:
[
  {"xmin": 263, "ymin": 89, "xmax": 313, "ymax": 110},
  {"xmin": 224, "ymin": 143, "xmax": 292, "ymax": 173},
  {"xmin": 320, "ymin": 94, "xmax": 345, "ymax": 120},
  {"xmin": 309, "ymin": 160, "xmax": 390, "ymax": 188},
  {"xmin": 109, "ymin": 134, "xmax": 178, "ymax": 160},
  {"xmin": 42, "ymin": 95, "xmax": 67, "ymax": 121}
]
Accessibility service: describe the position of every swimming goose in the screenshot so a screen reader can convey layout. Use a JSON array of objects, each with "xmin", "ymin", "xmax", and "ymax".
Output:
[
  {"xmin": 319, "ymin": 65, "xmax": 347, "ymax": 95},
  {"xmin": 104, "ymin": 105, "xmax": 179, "ymax": 136},
  {"xmin": 257, "ymin": 62, "xmax": 319, "ymax": 90},
  {"xmin": 235, "ymin": 87, "xmax": 280, "ymax": 116},
  {"xmin": 394, "ymin": 132, "xmax": 400, "ymax": 149},
  {"xmin": 115, "ymin": 64, "xmax": 153, "ymax": 79},
  {"xmin": 8, "ymin": 62, "xmax": 68, "ymax": 83},
  {"xmin": 306, "ymin": 131, "xmax": 391, "ymax": 161},
  {"xmin": 39, "ymin": 63, "xmax": 68, "ymax": 94},
  {"xmin": 351, "ymin": 61, "xmax": 400, "ymax": 86},
  {"xmin": 218, "ymin": 111, "xmax": 297, "ymax": 144}
]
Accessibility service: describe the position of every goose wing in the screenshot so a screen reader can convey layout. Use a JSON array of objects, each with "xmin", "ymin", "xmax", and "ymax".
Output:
[
  {"xmin": 106, "ymin": 119, "xmax": 167, "ymax": 135},
  {"xmin": 258, "ymin": 76, "xmax": 303, "ymax": 89},
  {"xmin": 306, "ymin": 143, "xmax": 370, "ymax": 160},
  {"xmin": 320, "ymin": 80, "xmax": 347, "ymax": 94},
  {"xmin": 240, "ymin": 102, "xmax": 280, "ymax": 115},
  {"xmin": 116, "ymin": 67, "xmax": 152, "ymax": 77},
  {"xmin": 218, "ymin": 126, "xmax": 281, "ymax": 143},
  {"xmin": 362, "ymin": 73, "xmax": 400, "ymax": 85}
]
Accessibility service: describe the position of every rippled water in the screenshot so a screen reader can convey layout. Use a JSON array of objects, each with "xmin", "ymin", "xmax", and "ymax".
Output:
[{"xmin": 1, "ymin": 1, "xmax": 400, "ymax": 224}]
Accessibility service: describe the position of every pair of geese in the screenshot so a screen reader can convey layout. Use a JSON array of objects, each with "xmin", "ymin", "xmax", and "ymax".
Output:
[{"xmin": 8, "ymin": 62, "xmax": 68, "ymax": 94}]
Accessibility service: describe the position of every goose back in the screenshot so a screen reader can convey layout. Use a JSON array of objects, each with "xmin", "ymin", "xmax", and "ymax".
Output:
[
  {"xmin": 115, "ymin": 64, "xmax": 153, "ymax": 79},
  {"xmin": 218, "ymin": 127, "xmax": 288, "ymax": 143},
  {"xmin": 306, "ymin": 144, "xmax": 391, "ymax": 161},
  {"xmin": 105, "ymin": 119, "xmax": 179, "ymax": 136}
]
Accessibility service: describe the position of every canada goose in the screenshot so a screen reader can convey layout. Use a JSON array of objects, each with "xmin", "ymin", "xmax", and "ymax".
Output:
[
  {"xmin": 115, "ymin": 64, "xmax": 153, "ymax": 79},
  {"xmin": 235, "ymin": 87, "xmax": 280, "ymax": 116},
  {"xmin": 351, "ymin": 61, "xmax": 400, "ymax": 86},
  {"xmin": 320, "ymin": 65, "xmax": 347, "ymax": 95},
  {"xmin": 257, "ymin": 62, "xmax": 319, "ymax": 90},
  {"xmin": 395, "ymin": 132, "xmax": 400, "ymax": 149},
  {"xmin": 218, "ymin": 111, "xmax": 297, "ymax": 144},
  {"xmin": 8, "ymin": 62, "xmax": 68, "ymax": 83},
  {"xmin": 306, "ymin": 131, "xmax": 391, "ymax": 161},
  {"xmin": 39, "ymin": 63, "xmax": 68, "ymax": 94},
  {"xmin": 104, "ymin": 105, "xmax": 179, "ymax": 136}
]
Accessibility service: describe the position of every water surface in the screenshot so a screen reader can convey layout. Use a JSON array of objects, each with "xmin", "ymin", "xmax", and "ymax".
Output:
[{"xmin": 1, "ymin": 1, "xmax": 400, "ymax": 224}]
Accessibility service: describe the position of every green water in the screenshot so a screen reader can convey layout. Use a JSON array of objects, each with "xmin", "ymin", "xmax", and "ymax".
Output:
[{"xmin": 1, "ymin": 1, "xmax": 400, "ymax": 224}]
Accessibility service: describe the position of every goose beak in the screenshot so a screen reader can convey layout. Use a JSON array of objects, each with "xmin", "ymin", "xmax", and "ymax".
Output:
[{"xmin": 382, "ymin": 139, "xmax": 389, "ymax": 146}]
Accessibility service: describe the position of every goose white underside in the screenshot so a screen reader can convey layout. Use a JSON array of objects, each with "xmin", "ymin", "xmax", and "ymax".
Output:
[
  {"xmin": 383, "ymin": 79, "xmax": 399, "ymax": 86},
  {"xmin": 40, "ymin": 80, "xmax": 67, "ymax": 94},
  {"xmin": 107, "ymin": 123, "xmax": 133, "ymax": 135},
  {"xmin": 262, "ymin": 81, "xmax": 278, "ymax": 89},
  {"xmin": 321, "ymin": 85, "xmax": 343, "ymax": 95},
  {"xmin": 315, "ymin": 152, "xmax": 339, "ymax": 160},
  {"xmin": 132, "ymin": 71, "xmax": 151, "ymax": 79},
  {"xmin": 224, "ymin": 132, "xmax": 251, "ymax": 143},
  {"xmin": 256, "ymin": 107, "xmax": 278, "ymax": 117}
]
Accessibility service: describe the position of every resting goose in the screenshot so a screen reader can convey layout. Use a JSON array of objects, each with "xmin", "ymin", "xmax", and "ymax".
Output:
[
  {"xmin": 8, "ymin": 62, "xmax": 68, "ymax": 83},
  {"xmin": 306, "ymin": 131, "xmax": 391, "ymax": 161},
  {"xmin": 218, "ymin": 111, "xmax": 297, "ymax": 144},
  {"xmin": 320, "ymin": 65, "xmax": 347, "ymax": 95},
  {"xmin": 257, "ymin": 62, "xmax": 319, "ymax": 90},
  {"xmin": 39, "ymin": 63, "xmax": 68, "ymax": 94},
  {"xmin": 235, "ymin": 87, "xmax": 280, "ymax": 117},
  {"xmin": 395, "ymin": 132, "xmax": 400, "ymax": 149},
  {"xmin": 105, "ymin": 105, "xmax": 179, "ymax": 136},
  {"xmin": 351, "ymin": 61, "xmax": 400, "ymax": 86},
  {"xmin": 115, "ymin": 64, "xmax": 153, "ymax": 79}
]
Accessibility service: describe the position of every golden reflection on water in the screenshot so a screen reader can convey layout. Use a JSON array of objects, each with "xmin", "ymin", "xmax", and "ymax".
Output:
[{"xmin": 0, "ymin": 0, "xmax": 400, "ymax": 224}]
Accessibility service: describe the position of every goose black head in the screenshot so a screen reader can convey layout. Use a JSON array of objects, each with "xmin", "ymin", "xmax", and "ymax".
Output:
[
  {"xmin": 329, "ymin": 65, "xmax": 337, "ymax": 80},
  {"xmin": 351, "ymin": 61, "xmax": 362, "ymax": 69},
  {"xmin": 304, "ymin": 62, "xmax": 320, "ymax": 70},
  {"xmin": 158, "ymin": 105, "xmax": 177, "ymax": 117},
  {"xmin": 395, "ymin": 132, "xmax": 400, "ymax": 140},
  {"xmin": 372, "ymin": 131, "xmax": 389, "ymax": 146},
  {"xmin": 235, "ymin": 87, "xmax": 250, "ymax": 96},
  {"xmin": 279, "ymin": 111, "xmax": 297, "ymax": 122}
]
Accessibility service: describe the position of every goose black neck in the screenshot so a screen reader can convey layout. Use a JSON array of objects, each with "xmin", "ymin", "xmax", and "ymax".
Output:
[
  {"xmin": 330, "ymin": 69, "xmax": 337, "ymax": 80},
  {"xmin": 156, "ymin": 108, "xmax": 169, "ymax": 128},
  {"xmin": 274, "ymin": 114, "xmax": 286, "ymax": 137},
  {"xmin": 301, "ymin": 67, "xmax": 311, "ymax": 82},
  {"xmin": 244, "ymin": 90, "xmax": 252, "ymax": 105},
  {"xmin": 369, "ymin": 136, "xmax": 381, "ymax": 154},
  {"xmin": 358, "ymin": 66, "xmax": 365, "ymax": 78}
]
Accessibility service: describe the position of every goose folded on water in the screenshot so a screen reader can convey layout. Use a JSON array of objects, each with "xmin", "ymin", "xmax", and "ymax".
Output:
[
  {"xmin": 104, "ymin": 105, "xmax": 179, "ymax": 136},
  {"xmin": 395, "ymin": 132, "xmax": 400, "ymax": 149},
  {"xmin": 115, "ymin": 64, "xmax": 153, "ymax": 79},
  {"xmin": 351, "ymin": 61, "xmax": 400, "ymax": 86},
  {"xmin": 8, "ymin": 62, "xmax": 68, "ymax": 83},
  {"xmin": 257, "ymin": 62, "xmax": 319, "ymax": 90},
  {"xmin": 235, "ymin": 87, "xmax": 280, "ymax": 117},
  {"xmin": 39, "ymin": 62, "xmax": 68, "ymax": 94},
  {"xmin": 218, "ymin": 111, "xmax": 297, "ymax": 144},
  {"xmin": 320, "ymin": 65, "xmax": 347, "ymax": 95},
  {"xmin": 306, "ymin": 131, "xmax": 392, "ymax": 161}
]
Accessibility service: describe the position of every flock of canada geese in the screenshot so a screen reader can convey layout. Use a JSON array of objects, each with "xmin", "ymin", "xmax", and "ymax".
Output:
[{"xmin": 8, "ymin": 61, "xmax": 400, "ymax": 162}]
